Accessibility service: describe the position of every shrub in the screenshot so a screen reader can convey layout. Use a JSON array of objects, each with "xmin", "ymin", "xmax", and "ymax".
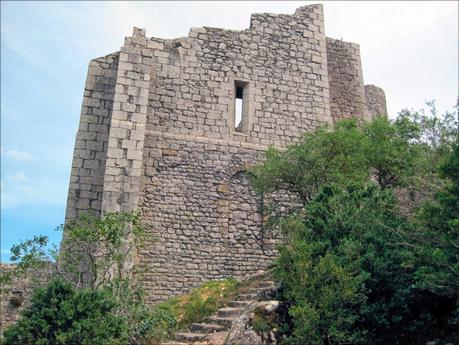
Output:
[
  {"xmin": 145, "ymin": 307, "xmax": 178, "ymax": 344},
  {"xmin": 253, "ymin": 109, "xmax": 458, "ymax": 345},
  {"xmin": 180, "ymin": 279, "xmax": 237, "ymax": 326},
  {"xmin": 150, "ymin": 277, "xmax": 239, "ymax": 340},
  {"xmin": 9, "ymin": 295, "xmax": 23, "ymax": 308},
  {"xmin": 2, "ymin": 279, "xmax": 129, "ymax": 345},
  {"xmin": 0, "ymin": 212, "xmax": 158, "ymax": 344},
  {"xmin": 59, "ymin": 211, "xmax": 145, "ymax": 289},
  {"xmin": 252, "ymin": 317, "xmax": 270, "ymax": 333}
]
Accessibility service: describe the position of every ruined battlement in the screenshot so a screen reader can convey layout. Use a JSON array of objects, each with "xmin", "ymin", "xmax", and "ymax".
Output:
[{"xmin": 65, "ymin": 4, "xmax": 387, "ymax": 302}]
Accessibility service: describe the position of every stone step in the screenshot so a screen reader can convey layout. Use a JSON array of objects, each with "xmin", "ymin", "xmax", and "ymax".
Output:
[
  {"xmin": 228, "ymin": 300, "xmax": 254, "ymax": 308},
  {"xmin": 175, "ymin": 332, "xmax": 206, "ymax": 342},
  {"xmin": 255, "ymin": 283, "xmax": 275, "ymax": 289},
  {"xmin": 238, "ymin": 292, "xmax": 258, "ymax": 301},
  {"xmin": 217, "ymin": 307, "xmax": 245, "ymax": 318},
  {"xmin": 208, "ymin": 315, "xmax": 237, "ymax": 328},
  {"xmin": 247, "ymin": 285, "xmax": 275, "ymax": 292},
  {"xmin": 256, "ymin": 280, "xmax": 275, "ymax": 288},
  {"xmin": 190, "ymin": 322, "xmax": 225, "ymax": 333},
  {"xmin": 162, "ymin": 342, "xmax": 188, "ymax": 345}
]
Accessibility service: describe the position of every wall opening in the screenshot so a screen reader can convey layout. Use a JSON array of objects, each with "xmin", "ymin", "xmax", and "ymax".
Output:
[{"xmin": 234, "ymin": 81, "xmax": 248, "ymax": 132}]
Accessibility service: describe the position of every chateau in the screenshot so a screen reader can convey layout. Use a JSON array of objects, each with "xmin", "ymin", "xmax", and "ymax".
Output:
[{"xmin": 65, "ymin": 4, "xmax": 387, "ymax": 303}]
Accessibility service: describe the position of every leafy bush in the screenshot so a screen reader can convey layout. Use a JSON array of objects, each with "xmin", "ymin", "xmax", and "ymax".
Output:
[
  {"xmin": 1, "ymin": 212, "xmax": 157, "ymax": 345},
  {"xmin": 411, "ymin": 142, "xmax": 459, "ymax": 297},
  {"xmin": 274, "ymin": 184, "xmax": 403, "ymax": 344},
  {"xmin": 252, "ymin": 119, "xmax": 368, "ymax": 204},
  {"xmin": 253, "ymin": 109, "xmax": 458, "ymax": 345},
  {"xmin": 252, "ymin": 317, "xmax": 271, "ymax": 333},
  {"xmin": 150, "ymin": 278, "xmax": 239, "ymax": 339},
  {"xmin": 144, "ymin": 306, "xmax": 178, "ymax": 343},
  {"xmin": 59, "ymin": 211, "xmax": 145, "ymax": 289},
  {"xmin": 180, "ymin": 279, "xmax": 238, "ymax": 326},
  {"xmin": 2, "ymin": 279, "xmax": 129, "ymax": 345}
]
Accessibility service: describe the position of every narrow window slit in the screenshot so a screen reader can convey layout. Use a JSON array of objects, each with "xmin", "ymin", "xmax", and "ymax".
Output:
[{"xmin": 234, "ymin": 82, "xmax": 247, "ymax": 132}]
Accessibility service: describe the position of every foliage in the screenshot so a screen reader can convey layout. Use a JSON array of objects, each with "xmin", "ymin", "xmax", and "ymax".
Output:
[
  {"xmin": 147, "ymin": 278, "xmax": 239, "ymax": 342},
  {"xmin": 398, "ymin": 101, "xmax": 457, "ymax": 162},
  {"xmin": 2, "ymin": 279, "xmax": 129, "ymax": 345},
  {"xmin": 59, "ymin": 211, "xmax": 145, "ymax": 289},
  {"xmin": 105, "ymin": 278, "xmax": 166, "ymax": 345},
  {"xmin": 252, "ymin": 119, "xmax": 368, "ymax": 204},
  {"xmin": 253, "ymin": 106, "xmax": 456, "ymax": 206},
  {"xmin": 1, "ymin": 212, "xmax": 145, "ymax": 292},
  {"xmin": 274, "ymin": 184, "xmax": 401, "ymax": 344},
  {"xmin": 0, "ymin": 212, "xmax": 157, "ymax": 345},
  {"xmin": 363, "ymin": 116, "xmax": 423, "ymax": 190},
  {"xmin": 393, "ymin": 101, "xmax": 458, "ymax": 194},
  {"xmin": 253, "ymin": 108, "xmax": 458, "ymax": 345},
  {"xmin": 180, "ymin": 279, "xmax": 238, "ymax": 326},
  {"xmin": 409, "ymin": 141, "xmax": 459, "ymax": 297},
  {"xmin": 9, "ymin": 235, "xmax": 58, "ymax": 269},
  {"xmin": 252, "ymin": 317, "xmax": 271, "ymax": 333},
  {"xmin": 0, "ymin": 235, "xmax": 57, "ymax": 294}
]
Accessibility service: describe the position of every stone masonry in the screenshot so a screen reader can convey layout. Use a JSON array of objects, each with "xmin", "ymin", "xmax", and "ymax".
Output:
[
  {"xmin": 0, "ymin": 264, "xmax": 53, "ymax": 334},
  {"xmin": 65, "ymin": 4, "xmax": 387, "ymax": 303}
]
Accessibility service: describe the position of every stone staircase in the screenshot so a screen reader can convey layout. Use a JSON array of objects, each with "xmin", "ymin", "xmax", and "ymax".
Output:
[{"xmin": 162, "ymin": 276, "xmax": 276, "ymax": 345}]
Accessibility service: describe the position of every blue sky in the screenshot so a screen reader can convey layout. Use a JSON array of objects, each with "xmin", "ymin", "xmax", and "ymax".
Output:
[{"xmin": 1, "ymin": 1, "xmax": 458, "ymax": 262}]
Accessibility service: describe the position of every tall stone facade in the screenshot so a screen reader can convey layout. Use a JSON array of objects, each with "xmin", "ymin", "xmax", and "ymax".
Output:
[{"xmin": 65, "ymin": 4, "xmax": 387, "ymax": 303}]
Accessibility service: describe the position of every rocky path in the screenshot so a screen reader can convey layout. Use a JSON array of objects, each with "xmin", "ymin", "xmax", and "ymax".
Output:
[{"xmin": 162, "ymin": 276, "xmax": 276, "ymax": 345}]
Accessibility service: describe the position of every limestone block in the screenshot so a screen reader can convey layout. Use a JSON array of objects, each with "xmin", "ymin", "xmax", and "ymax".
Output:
[
  {"xmin": 217, "ymin": 184, "xmax": 229, "ymax": 193},
  {"xmin": 162, "ymin": 149, "xmax": 178, "ymax": 156}
]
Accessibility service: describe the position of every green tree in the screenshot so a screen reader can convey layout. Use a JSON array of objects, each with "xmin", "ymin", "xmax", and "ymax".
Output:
[
  {"xmin": 59, "ymin": 211, "xmax": 145, "ymax": 289},
  {"xmin": 0, "ymin": 235, "xmax": 57, "ymax": 295},
  {"xmin": 274, "ymin": 183, "xmax": 412, "ymax": 344},
  {"xmin": 252, "ymin": 119, "xmax": 368, "ymax": 205},
  {"xmin": 410, "ymin": 142, "xmax": 459, "ymax": 297},
  {"xmin": 363, "ymin": 115, "xmax": 423, "ymax": 190},
  {"xmin": 1, "ymin": 212, "xmax": 159, "ymax": 345},
  {"xmin": 2, "ymin": 279, "xmax": 129, "ymax": 345},
  {"xmin": 253, "ymin": 110, "xmax": 458, "ymax": 344}
]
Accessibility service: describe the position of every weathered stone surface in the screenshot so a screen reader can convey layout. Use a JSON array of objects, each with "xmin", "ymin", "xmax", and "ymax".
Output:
[
  {"xmin": 0, "ymin": 264, "xmax": 54, "ymax": 334},
  {"xmin": 365, "ymin": 84, "xmax": 388, "ymax": 117},
  {"xmin": 65, "ymin": 4, "xmax": 387, "ymax": 303},
  {"xmin": 225, "ymin": 301, "xmax": 280, "ymax": 345},
  {"xmin": 226, "ymin": 317, "xmax": 263, "ymax": 345},
  {"xmin": 327, "ymin": 38, "xmax": 369, "ymax": 123},
  {"xmin": 162, "ymin": 148, "xmax": 178, "ymax": 156},
  {"xmin": 217, "ymin": 184, "xmax": 229, "ymax": 193}
]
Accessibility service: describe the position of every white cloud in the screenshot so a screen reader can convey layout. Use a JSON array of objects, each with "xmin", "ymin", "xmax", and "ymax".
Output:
[
  {"xmin": 3, "ymin": 1, "xmax": 456, "ymax": 117},
  {"xmin": 1, "ymin": 148, "xmax": 32, "ymax": 161},
  {"xmin": 7, "ymin": 171, "xmax": 29, "ymax": 183},
  {"xmin": 91, "ymin": 1, "xmax": 457, "ymax": 116},
  {"xmin": 1, "ymin": 175, "xmax": 66, "ymax": 209},
  {"xmin": 0, "ymin": 2, "xmax": 455, "ymax": 214}
]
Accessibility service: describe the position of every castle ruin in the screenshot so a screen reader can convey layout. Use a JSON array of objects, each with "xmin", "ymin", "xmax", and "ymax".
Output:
[{"xmin": 65, "ymin": 4, "xmax": 387, "ymax": 303}]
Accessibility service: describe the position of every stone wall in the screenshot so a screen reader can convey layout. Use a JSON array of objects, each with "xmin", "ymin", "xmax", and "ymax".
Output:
[
  {"xmin": 65, "ymin": 53, "xmax": 119, "ymax": 219},
  {"xmin": 145, "ymin": 4, "xmax": 332, "ymax": 145},
  {"xmin": 100, "ymin": 28, "xmax": 150, "ymax": 214},
  {"xmin": 136, "ymin": 4, "xmax": 334, "ymax": 301},
  {"xmin": 138, "ymin": 135, "xmax": 277, "ymax": 301},
  {"xmin": 365, "ymin": 84, "xmax": 388, "ymax": 117},
  {"xmin": 326, "ymin": 37, "xmax": 369, "ymax": 123},
  {"xmin": 0, "ymin": 264, "xmax": 52, "ymax": 335},
  {"xmin": 65, "ymin": 4, "xmax": 387, "ymax": 303}
]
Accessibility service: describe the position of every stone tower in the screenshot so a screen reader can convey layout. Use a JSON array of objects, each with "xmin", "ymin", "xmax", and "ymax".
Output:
[{"xmin": 65, "ymin": 4, "xmax": 387, "ymax": 302}]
